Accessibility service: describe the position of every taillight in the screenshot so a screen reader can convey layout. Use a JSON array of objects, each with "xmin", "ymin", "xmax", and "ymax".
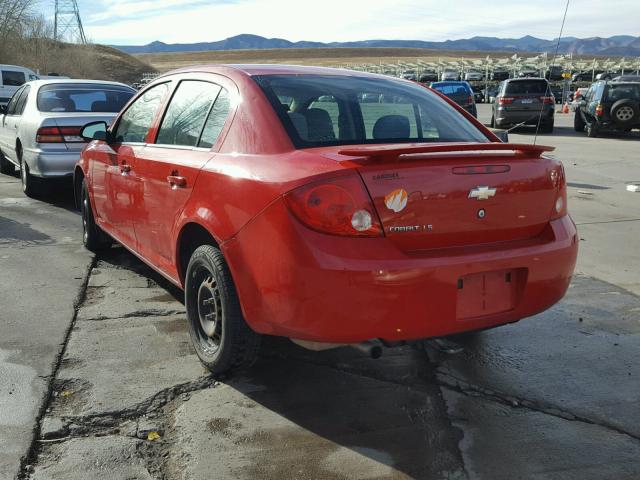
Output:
[
  {"xmin": 36, "ymin": 126, "xmax": 84, "ymax": 143},
  {"xmin": 498, "ymin": 97, "xmax": 514, "ymax": 105},
  {"xmin": 539, "ymin": 96, "xmax": 555, "ymax": 104},
  {"xmin": 595, "ymin": 104, "xmax": 604, "ymax": 117},
  {"xmin": 284, "ymin": 176, "xmax": 383, "ymax": 237},
  {"xmin": 550, "ymin": 163, "xmax": 567, "ymax": 220}
]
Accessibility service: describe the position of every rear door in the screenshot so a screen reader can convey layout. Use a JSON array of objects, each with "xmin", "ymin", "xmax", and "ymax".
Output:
[
  {"xmin": 0, "ymin": 85, "xmax": 29, "ymax": 162},
  {"xmin": 134, "ymin": 77, "xmax": 233, "ymax": 274}
]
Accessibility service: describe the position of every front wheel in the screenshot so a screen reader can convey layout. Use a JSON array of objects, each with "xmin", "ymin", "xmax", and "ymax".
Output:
[
  {"xmin": 81, "ymin": 179, "xmax": 112, "ymax": 251},
  {"xmin": 185, "ymin": 245, "xmax": 261, "ymax": 375},
  {"xmin": 0, "ymin": 150, "xmax": 13, "ymax": 175}
]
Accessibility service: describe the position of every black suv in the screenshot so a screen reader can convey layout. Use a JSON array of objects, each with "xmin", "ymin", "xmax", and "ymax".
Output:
[{"xmin": 574, "ymin": 81, "xmax": 640, "ymax": 137}]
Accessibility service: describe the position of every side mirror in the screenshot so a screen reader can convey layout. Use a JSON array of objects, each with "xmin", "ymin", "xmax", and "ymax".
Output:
[
  {"xmin": 491, "ymin": 129, "xmax": 509, "ymax": 143},
  {"xmin": 81, "ymin": 121, "xmax": 109, "ymax": 142}
]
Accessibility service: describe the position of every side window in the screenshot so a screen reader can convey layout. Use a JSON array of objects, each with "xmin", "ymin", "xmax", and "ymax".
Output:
[
  {"xmin": 5, "ymin": 86, "xmax": 24, "ymax": 115},
  {"xmin": 2, "ymin": 71, "xmax": 26, "ymax": 87},
  {"xmin": 156, "ymin": 80, "xmax": 221, "ymax": 147},
  {"xmin": 14, "ymin": 85, "xmax": 30, "ymax": 115},
  {"xmin": 114, "ymin": 82, "xmax": 169, "ymax": 143},
  {"xmin": 198, "ymin": 88, "xmax": 231, "ymax": 148}
]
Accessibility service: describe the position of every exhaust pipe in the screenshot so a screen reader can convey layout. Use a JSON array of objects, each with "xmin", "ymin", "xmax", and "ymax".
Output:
[{"xmin": 351, "ymin": 340, "xmax": 383, "ymax": 359}]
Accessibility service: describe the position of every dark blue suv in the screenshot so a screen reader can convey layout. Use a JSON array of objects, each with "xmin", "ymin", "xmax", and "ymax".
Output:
[{"xmin": 430, "ymin": 81, "xmax": 477, "ymax": 118}]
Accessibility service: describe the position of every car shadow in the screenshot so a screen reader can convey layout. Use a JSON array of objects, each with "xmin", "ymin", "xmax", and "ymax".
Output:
[{"xmin": 96, "ymin": 247, "xmax": 465, "ymax": 478}]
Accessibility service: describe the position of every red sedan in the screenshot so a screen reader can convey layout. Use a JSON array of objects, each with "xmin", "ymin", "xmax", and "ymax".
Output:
[{"xmin": 76, "ymin": 65, "xmax": 578, "ymax": 374}]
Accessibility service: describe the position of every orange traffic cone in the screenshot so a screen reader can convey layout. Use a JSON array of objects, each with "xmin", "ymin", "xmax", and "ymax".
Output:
[{"xmin": 562, "ymin": 102, "xmax": 570, "ymax": 114}]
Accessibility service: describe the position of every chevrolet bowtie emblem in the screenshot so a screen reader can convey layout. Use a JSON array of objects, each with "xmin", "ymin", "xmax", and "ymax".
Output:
[{"xmin": 468, "ymin": 186, "xmax": 497, "ymax": 200}]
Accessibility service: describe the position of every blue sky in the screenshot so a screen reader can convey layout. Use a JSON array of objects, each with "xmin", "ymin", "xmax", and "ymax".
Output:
[{"xmin": 42, "ymin": 0, "xmax": 640, "ymax": 45}]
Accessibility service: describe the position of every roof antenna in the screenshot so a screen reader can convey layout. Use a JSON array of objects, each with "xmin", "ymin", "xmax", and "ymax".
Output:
[{"xmin": 534, "ymin": 0, "xmax": 570, "ymax": 146}]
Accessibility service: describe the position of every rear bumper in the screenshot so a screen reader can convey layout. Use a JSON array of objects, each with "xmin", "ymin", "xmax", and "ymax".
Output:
[
  {"xmin": 23, "ymin": 147, "xmax": 79, "ymax": 178},
  {"xmin": 496, "ymin": 108, "xmax": 555, "ymax": 126},
  {"xmin": 224, "ymin": 199, "xmax": 579, "ymax": 343}
]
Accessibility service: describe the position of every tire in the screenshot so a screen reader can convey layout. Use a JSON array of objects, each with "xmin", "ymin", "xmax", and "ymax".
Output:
[
  {"xmin": 0, "ymin": 150, "xmax": 13, "ymax": 175},
  {"xmin": 490, "ymin": 114, "xmax": 496, "ymax": 128},
  {"xmin": 185, "ymin": 245, "xmax": 260, "ymax": 375},
  {"xmin": 610, "ymin": 99, "xmax": 639, "ymax": 128},
  {"xmin": 541, "ymin": 121, "xmax": 554, "ymax": 134},
  {"xmin": 20, "ymin": 159, "xmax": 40, "ymax": 198},
  {"xmin": 81, "ymin": 179, "xmax": 112, "ymax": 251},
  {"xmin": 574, "ymin": 111, "xmax": 586, "ymax": 132},
  {"xmin": 586, "ymin": 122, "xmax": 598, "ymax": 138}
]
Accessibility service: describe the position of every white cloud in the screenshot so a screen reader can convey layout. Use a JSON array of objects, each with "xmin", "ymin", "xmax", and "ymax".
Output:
[{"xmin": 74, "ymin": 0, "xmax": 640, "ymax": 45}]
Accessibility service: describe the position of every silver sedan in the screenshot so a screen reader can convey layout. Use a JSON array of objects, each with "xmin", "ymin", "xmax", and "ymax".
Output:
[{"xmin": 0, "ymin": 79, "xmax": 134, "ymax": 197}]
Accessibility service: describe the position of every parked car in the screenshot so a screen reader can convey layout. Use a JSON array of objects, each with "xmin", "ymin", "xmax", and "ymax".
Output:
[
  {"xmin": 76, "ymin": 65, "xmax": 576, "ymax": 374},
  {"xmin": 574, "ymin": 80, "xmax": 640, "ymax": 137},
  {"xmin": 441, "ymin": 69, "xmax": 459, "ymax": 81},
  {"xmin": 402, "ymin": 70, "xmax": 417, "ymax": 81},
  {"xmin": 572, "ymin": 71, "xmax": 602, "ymax": 83},
  {"xmin": 418, "ymin": 70, "xmax": 438, "ymax": 83},
  {"xmin": 491, "ymin": 78, "xmax": 555, "ymax": 132},
  {"xmin": 0, "ymin": 64, "xmax": 39, "ymax": 107},
  {"xmin": 546, "ymin": 65, "xmax": 564, "ymax": 81},
  {"xmin": 0, "ymin": 79, "xmax": 135, "ymax": 196},
  {"xmin": 550, "ymin": 85, "xmax": 564, "ymax": 104},
  {"xmin": 464, "ymin": 70, "xmax": 483, "ymax": 81},
  {"xmin": 518, "ymin": 66, "xmax": 539, "ymax": 78},
  {"xmin": 613, "ymin": 75, "xmax": 640, "ymax": 82},
  {"xmin": 471, "ymin": 85, "xmax": 484, "ymax": 103},
  {"xmin": 491, "ymin": 68, "xmax": 510, "ymax": 81},
  {"xmin": 483, "ymin": 86, "xmax": 499, "ymax": 103},
  {"xmin": 430, "ymin": 81, "xmax": 477, "ymax": 117},
  {"xmin": 595, "ymin": 71, "xmax": 622, "ymax": 81}
]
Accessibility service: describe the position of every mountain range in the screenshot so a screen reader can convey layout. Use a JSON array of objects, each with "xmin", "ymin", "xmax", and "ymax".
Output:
[{"xmin": 113, "ymin": 34, "xmax": 640, "ymax": 56}]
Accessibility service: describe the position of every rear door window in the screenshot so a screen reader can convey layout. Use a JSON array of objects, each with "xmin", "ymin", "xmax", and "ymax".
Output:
[
  {"xmin": 198, "ymin": 88, "xmax": 231, "ymax": 148},
  {"xmin": 505, "ymin": 80, "xmax": 548, "ymax": 95},
  {"xmin": 5, "ymin": 86, "xmax": 25, "ymax": 115},
  {"xmin": 156, "ymin": 80, "xmax": 221, "ymax": 147},
  {"xmin": 114, "ymin": 83, "xmax": 170, "ymax": 143},
  {"xmin": 14, "ymin": 85, "xmax": 30, "ymax": 115},
  {"xmin": 2, "ymin": 70, "xmax": 26, "ymax": 87}
]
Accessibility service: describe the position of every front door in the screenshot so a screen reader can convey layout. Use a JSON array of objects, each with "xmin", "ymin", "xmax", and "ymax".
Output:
[
  {"xmin": 133, "ymin": 79, "xmax": 232, "ymax": 278},
  {"xmin": 93, "ymin": 82, "xmax": 171, "ymax": 249}
]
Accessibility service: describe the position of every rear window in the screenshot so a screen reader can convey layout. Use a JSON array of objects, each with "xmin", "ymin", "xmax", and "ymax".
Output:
[
  {"xmin": 606, "ymin": 84, "xmax": 640, "ymax": 102},
  {"xmin": 37, "ymin": 84, "xmax": 134, "ymax": 113},
  {"xmin": 254, "ymin": 75, "xmax": 487, "ymax": 148},
  {"xmin": 505, "ymin": 80, "xmax": 549, "ymax": 95},
  {"xmin": 431, "ymin": 83, "xmax": 472, "ymax": 96},
  {"xmin": 2, "ymin": 70, "xmax": 26, "ymax": 87}
]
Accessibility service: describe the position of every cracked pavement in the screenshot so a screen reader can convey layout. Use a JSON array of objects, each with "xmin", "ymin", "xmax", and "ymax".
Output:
[{"xmin": 2, "ymin": 105, "xmax": 640, "ymax": 479}]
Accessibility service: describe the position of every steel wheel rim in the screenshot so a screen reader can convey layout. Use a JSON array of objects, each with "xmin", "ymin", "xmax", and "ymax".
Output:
[
  {"xmin": 194, "ymin": 268, "xmax": 223, "ymax": 353},
  {"xmin": 616, "ymin": 106, "xmax": 634, "ymax": 121}
]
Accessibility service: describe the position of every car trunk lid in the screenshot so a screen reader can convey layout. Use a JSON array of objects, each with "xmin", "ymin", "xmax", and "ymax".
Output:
[{"xmin": 333, "ymin": 142, "xmax": 559, "ymax": 252}]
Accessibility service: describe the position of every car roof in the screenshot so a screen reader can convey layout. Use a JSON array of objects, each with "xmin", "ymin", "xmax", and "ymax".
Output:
[
  {"xmin": 167, "ymin": 64, "xmax": 394, "ymax": 79},
  {"xmin": 431, "ymin": 81, "xmax": 468, "ymax": 86},
  {"xmin": 505, "ymin": 77, "xmax": 546, "ymax": 82},
  {"xmin": 28, "ymin": 79, "xmax": 134, "ymax": 89}
]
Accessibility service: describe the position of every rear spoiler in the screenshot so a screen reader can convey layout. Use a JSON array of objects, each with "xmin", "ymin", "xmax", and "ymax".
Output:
[{"xmin": 338, "ymin": 142, "xmax": 555, "ymax": 160}]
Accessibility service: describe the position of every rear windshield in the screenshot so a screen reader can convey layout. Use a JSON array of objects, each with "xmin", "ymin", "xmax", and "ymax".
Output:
[
  {"xmin": 606, "ymin": 83, "xmax": 640, "ymax": 101},
  {"xmin": 505, "ymin": 80, "xmax": 549, "ymax": 95},
  {"xmin": 254, "ymin": 75, "xmax": 487, "ymax": 148},
  {"xmin": 431, "ymin": 83, "xmax": 471, "ymax": 96},
  {"xmin": 37, "ymin": 84, "xmax": 134, "ymax": 113}
]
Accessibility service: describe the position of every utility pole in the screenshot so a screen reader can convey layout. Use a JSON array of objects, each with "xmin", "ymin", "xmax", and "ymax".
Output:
[{"xmin": 54, "ymin": 0, "xmax": 87, "ymax": 44}]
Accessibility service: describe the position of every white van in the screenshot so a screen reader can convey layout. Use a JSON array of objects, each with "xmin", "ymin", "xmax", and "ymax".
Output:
[{"xmin": 0, "ymin": 65, "xmax": 39, "ymax": 106}]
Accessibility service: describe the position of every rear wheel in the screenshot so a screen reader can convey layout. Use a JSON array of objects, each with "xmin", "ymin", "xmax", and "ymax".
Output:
[
  {"xmin": 20, "ymin": 159, "xmax": 40, "ymax": 198},
  {"xmin": 540, "ymin": 121, "xmax": 554, "ymax": 134},
  {"xmin": 185, "ymin": 245, "xmax": 261, "ymax": 375},
  {"xmin": 81, "ymin": 179, "xmax": 112, "ymax": 251},
  {"xmin": 490, "ymin": 114, "xmax": 496, "ymax": 128},
  {"xmin": 574, "ymin": 111, "xmax": 585, "ymax": 132}
]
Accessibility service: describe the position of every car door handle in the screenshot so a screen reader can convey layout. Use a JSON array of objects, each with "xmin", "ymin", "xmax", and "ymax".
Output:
[{"xmin": 167, "ymin": 175, "xmax": 187, "ymax": 188}]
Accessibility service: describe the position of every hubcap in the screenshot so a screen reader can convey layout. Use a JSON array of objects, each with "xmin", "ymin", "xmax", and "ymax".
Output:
[
  {"xmin": 197, "ymin": 274, "xmax": 222, "ymax": 349},
  {"xmin": 616, "ymin": 106, "xmax": 634, "ymax": 122}
]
